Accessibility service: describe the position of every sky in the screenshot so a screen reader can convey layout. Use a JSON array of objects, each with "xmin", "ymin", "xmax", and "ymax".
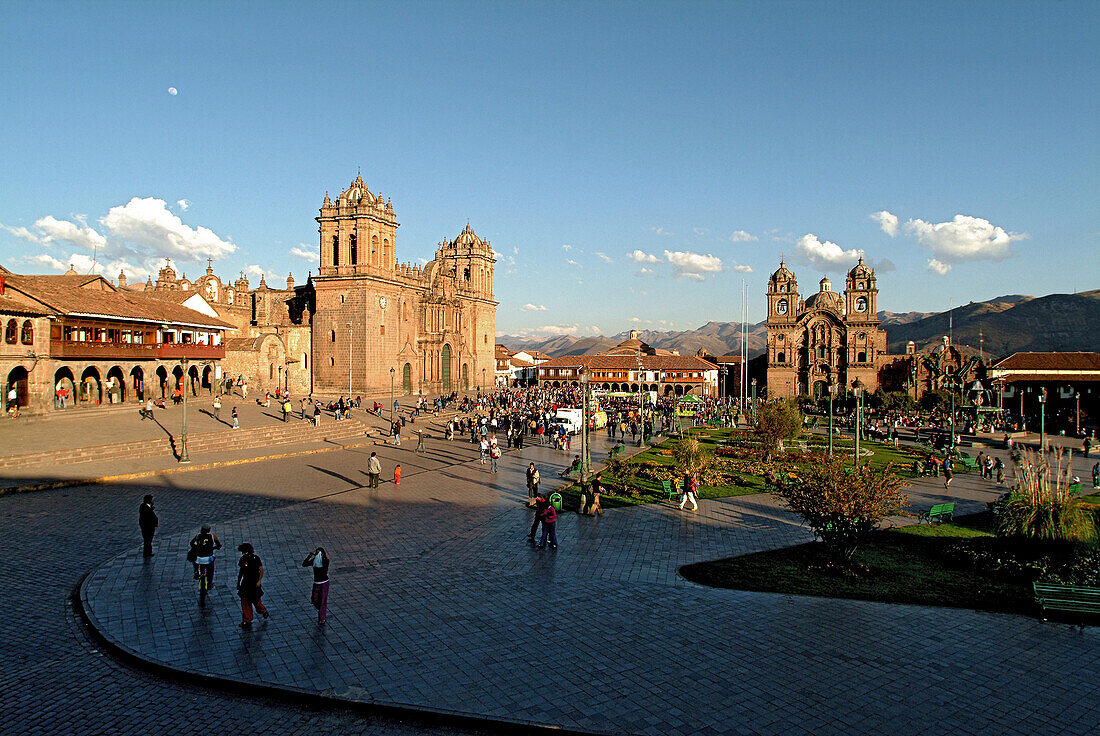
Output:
[{"xmin": 1, "ymin": 1, "xmax": 1097, "ymax": 338}]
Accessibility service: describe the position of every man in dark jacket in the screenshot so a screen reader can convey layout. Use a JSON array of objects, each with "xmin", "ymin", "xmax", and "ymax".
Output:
[{"xmin": 139, "ymin": 495, "xmax": 158, "ymax": 557}]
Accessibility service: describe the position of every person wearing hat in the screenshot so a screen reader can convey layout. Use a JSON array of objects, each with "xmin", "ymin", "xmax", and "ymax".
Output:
[
  {"xmin": 139, "ymin": 495, "xmax": 158, "ymax": 557},
  {"xmin": 187, "ymin": 524, "xmax": 221, "ymax": 585},
  {"xmin": 236, "ymin": 542, "xmax": 268, "ymax": 628}
]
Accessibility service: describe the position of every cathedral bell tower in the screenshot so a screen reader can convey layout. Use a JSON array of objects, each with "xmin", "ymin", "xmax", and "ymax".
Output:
[
  {"xmin": 766, "ymin": 261, "xmax": 798, "ymax": 324},
  {"xmin": 316, "ymin": 174, "xmax": 399, "ymax": 276},
  {"xmin": 844, "ymin": 257, "xmax": 878, "ymax": 322}
]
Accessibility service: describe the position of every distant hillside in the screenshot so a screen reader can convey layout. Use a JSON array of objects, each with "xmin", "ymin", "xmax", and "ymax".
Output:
[{"xmin": 500, "ymin": 289, "xmax": 1100, "ymax": 361}]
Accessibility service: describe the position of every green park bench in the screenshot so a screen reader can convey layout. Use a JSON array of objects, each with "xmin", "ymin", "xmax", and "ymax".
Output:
[
  {"xmin": 918, "ymin": 501, "xmax": 956, "ymax": 524},
  {"xmin": 959, "ymin": 456, "xmax": 978, "ymax": 470},
  {"xmin": 661, "ymin": 480, "xmax": 678, "ymax": 502},
  {"xmin": 609, "ymin": 444, "xmax": 625, "ymax": 458},
  {"xmin": 1033, "ymin": 582, "xmax": 1100, "ymax": 619},
  {"xmin": 1068, "ymin": 483, "xmax": 1083, "ymax": 495}
]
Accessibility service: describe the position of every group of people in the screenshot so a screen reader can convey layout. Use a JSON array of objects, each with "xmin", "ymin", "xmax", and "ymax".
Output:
[{"xmin": 139, "ymin": 495, "xmax": 331, "ymax": 627}]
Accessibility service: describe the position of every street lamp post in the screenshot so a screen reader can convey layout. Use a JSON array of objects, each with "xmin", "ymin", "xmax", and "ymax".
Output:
[
  {"xmin": 179, "ymin": 357, "xmax": 190, "ymax": 464},
  {"xmin": 827, "ymin": 381, "xmax": 835, "ymax": 459},
  {"xmin": 579, "ymin": 366, "xmax": 590, "ymax": 487},
  {"xmin": 389, "ymin": 366, "xmax": 396, "ymax": 429},
  {"xmin": 1076, "ymin": 391, "xmax": 1081, "ymax": 437},
  {"xmin": 852, "ymin": 379, "xmax": 864, "ymax": 469},
  {"xmin": 1039, "ymin": 387, "xmax": 1047, "ymax": 453},
  {"xmin": 751, "ymin": 378, "xmax": 757, "ymax": 421},
  {"xmin": 346, "ymin": 323, "xmax": 352, "ymax": 398}
]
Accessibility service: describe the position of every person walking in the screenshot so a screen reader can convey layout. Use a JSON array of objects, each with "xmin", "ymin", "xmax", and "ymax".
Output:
[
  {"xmin": 368, "ymin": 451, "xmax": 382, "ymax": 488},
  {"xmin": 188, "ymin": 524, "xmax": 222, "ymax": 585},
  {"xmin": 282, "ymin": 398, "xmax": 291, "ymax": 422},
  {"xmin": 1092, "ymin": 461, "xmax": 1099, "ymax": 489},
  {"xmin": 537, "ymin": 496, "xmax": 558, "ymax": 550},
  {"xmin": 587, "ymin": 477, "xmax": 603, "ymax": 516},
  {"xmin": 394, "ymin": 463, "xmax": 402, "ymax": 486},
  {"xmin": 213, "ymin": 395, "xmax": 221, "ymax": 422},
  {"xmin": 139, "ymin": 494, "xmax": 158, "ymax": 557},
  {"xmin": 943, "ymin": 456, "xmax": 954, "ymax": 488},
  {"xmin": 679, "ymin": 473, "xmax": 699, "ymax": 511},
  {"xmin": 528, "ymin": 493, "xmax": 547, "ymax": 541},
  {"xmin": 391, "ymin": 420, "xmax": 402, "ymax": 446},
  {"xmin": 232, "ymin": 406, "xmax": 239, "ymax": 429},
  {"xmin": 302, "ymin": 547, "xmax": 329, "ymax": 625},
  {"xmin": 415, "ymin": 430, "xmax": 426, "ymax": 454},
  {"xmin": 141, "ymin": 397, "xmax": 154, "ymax": 420},
  {"xmin": 236, "ymin": 542, "xmax": 268, "ymax": 629},
  {"xmin": 489, "ymin": 441, "xmax": 501, "ymax": 472},
  {"xmin": 526, "ymin": 463, "xmax": 540, "ymax": 505}
]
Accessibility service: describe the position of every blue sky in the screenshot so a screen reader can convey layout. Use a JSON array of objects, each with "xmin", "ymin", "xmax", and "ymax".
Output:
[{"xmin": 1, "ymin": 1, "xmax": 1097, "ymax": 337}]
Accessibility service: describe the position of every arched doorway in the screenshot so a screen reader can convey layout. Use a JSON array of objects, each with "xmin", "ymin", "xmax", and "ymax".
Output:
[
  {"xmin": 156, "ymin": 366, "xmax": 169, "ymax": 398},
  {"xmin": 130, "ymin": 366, "xmax": 145, "ymax": 401},
  {"xmin": 630, "ymin": 383, "xmax": 639, "ymax": 392},
  {"xmin": 6, "ymin": 366, "xmax": 29, "ymax": 411},
  {"xmin": 664, "ymin": 385, "xmax": 675, "ymax": 396},
  {"xmin": 402, "ymin": 363, "xmax": 412, "ymax": 394},
  {"xmin": 812, "ymin": 380, "xmax": 828, "ymax": 399},
  {"xmin": 441, "ymin": 344, "xmax": 452, "ymax": 392},
  {"xmin": 202, "ymin": 365, "xmax": 213, "ymax": 394},
  {"xmin": 54, "ymin": 367, "xmax": 75, "ymax": 408},
  {"xmin": 188, "ymin": 365, "xmax": 199, "ymax": 396},
  {"xmin": 674, "ymin": 385, "xmax": 684, "ymax": 396},
  {"xmin": 80, "ymin": 366, "xmax": 102, "ymax": 404},
  {"xmin": 462, "ymin": 363, "xmax": 469, "ymax": 390},
  {"xmin": 106, "ymin": 366, "xmax": 126, "ymax": 404}
]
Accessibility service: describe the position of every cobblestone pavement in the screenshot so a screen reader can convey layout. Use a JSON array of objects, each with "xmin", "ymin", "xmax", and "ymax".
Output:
[
  {"xmin": 72, "ymin": 432, "xmax": 1100, "ymax": 735},
  {"xmin": 0, "ymin": 431, "xmax": 548, "ymax": 736}
]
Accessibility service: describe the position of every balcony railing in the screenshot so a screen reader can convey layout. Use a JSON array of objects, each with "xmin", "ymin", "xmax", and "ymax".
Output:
[
  {"xmin": 157, "ymin": 343, "xmax": 226, "ymax": 360},
  {"xmin": 50, "ymin": 339, "xmax": 158, "ymax": 360},
  {"xmin": 50, "ymin": 339, "xmax": 225, "ymax": 361}
]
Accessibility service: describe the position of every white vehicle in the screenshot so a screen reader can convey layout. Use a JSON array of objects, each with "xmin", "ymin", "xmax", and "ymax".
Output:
[{"xmin": 552, "ymin": 408, "xmax": 608, "ymax": 434}]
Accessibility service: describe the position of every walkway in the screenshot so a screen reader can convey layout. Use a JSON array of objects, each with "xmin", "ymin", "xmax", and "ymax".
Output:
[{"xmin": 80, "ymin": 431, "xmax": 1100, "ymax": 736}]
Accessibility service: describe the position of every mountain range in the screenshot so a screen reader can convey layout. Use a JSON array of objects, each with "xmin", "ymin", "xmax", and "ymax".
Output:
[{"xmin": 498, "ymin": 290, "xmax": 1100, "ymax": 361}]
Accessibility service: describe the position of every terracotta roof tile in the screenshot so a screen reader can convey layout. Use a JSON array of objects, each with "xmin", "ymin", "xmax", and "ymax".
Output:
[{"xmin": 993, "ymin": 352, "xmax": 1100, "ymax": 372}]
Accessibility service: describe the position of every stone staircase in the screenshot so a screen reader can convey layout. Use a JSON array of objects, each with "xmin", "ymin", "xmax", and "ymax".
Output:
[{"xmin": 0, "ymin": 417, "xmax": 372, "ymax": 471}]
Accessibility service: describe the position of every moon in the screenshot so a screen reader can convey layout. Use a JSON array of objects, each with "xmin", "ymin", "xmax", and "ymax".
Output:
[{"xmin": 168, "ymin": 87, "xmax": 178, "ymax": 96}]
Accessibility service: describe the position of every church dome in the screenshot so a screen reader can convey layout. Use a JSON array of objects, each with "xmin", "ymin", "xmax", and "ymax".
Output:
[
  {"xmin": 453, "ymin": 223, "xmax": 485, "ymax": 249},
  {"xmin": 848, "ymin": 256, "xmax": 873, "ymax": 280},
  {"xmin": 339, "ymin": 173, "xmax": 375, "ymax": 207},
  {"xmin": 770, "ymin": 260, "xmax": 794, "ymax": 282},
  {"xmin": 804, "ymin": 289, "xmax": 843, "ymax": 312}
]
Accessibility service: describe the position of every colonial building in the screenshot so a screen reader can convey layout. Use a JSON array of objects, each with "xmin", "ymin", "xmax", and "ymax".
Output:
[
  {"xmin": 765, "ymin": 258, "xmax": 887, "ymax": 398},
  {"xmin": 299, "ymin": 174, "xmax": 497, "ymax": 396},
  {"xmin": 534, "ymin": 332, "xmax": 719, "ymax": 397},
  {"xmin": 1, "ymin": 266, "xmax": 233, "ymax": 414}
]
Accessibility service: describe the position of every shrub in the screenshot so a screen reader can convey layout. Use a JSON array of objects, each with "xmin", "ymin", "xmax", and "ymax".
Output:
[
  {"xmin": 774, "ymin": 452, "xmax": 909, "ymax": 564},
  {"xmin": 753, "ymin": 399, "xmax": 802, "ymax": 458},
  {"xmin": 997, "ymin": 448, "xmax": 1095, "ymax": 543}
]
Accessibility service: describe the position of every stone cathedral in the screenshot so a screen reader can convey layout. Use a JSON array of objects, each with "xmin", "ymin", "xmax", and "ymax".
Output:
[
  {"xmin": 302, "ymin": 174, "xmax": 497, "ymax": 396},
  {"xmin": 765, "ymin": 258, "xmax": 887, "ymax": 398}
]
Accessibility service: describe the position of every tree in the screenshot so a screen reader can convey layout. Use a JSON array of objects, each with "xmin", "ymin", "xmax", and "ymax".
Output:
[
  {"xmin": 753, "ymin": 399, "xmax": 802, "ymax": 457},
  {"xmin": 919, "ymin": 388, "xmax": 960, "ymax": 414},
  {"xmin": 672, "ymin": 436, "xmax": 716, "ymax": 481},
  {"xmin": 775, "ymin": 453, "xmax": 909, "ymax": 564}
]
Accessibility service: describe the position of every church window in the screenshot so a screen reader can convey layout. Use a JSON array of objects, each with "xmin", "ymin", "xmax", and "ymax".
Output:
[
  {"xmin": 857, "ymin": 351, "xmax": 867, "ymax": 363},
  {"xmin": 302, "ymin": 353, "xmax": 308, "ymax": 370},
  {"xmin": 350, "ymin": 234, "xmax": 357, "ymax": 265},
  {"xmin": 21, "ymin": 320, "xmax": 33, "ymax": 345},
  {"xmin": 269, "ymin": 364, "xmax": 274, "ymax": 380},
  {"xmin": 332, "ymin": 235, "xmax": 339, "ymax": 265},
  {"xmin": 330, "ymin": 329, "xmax": 336, "ymax": 342},
  {"xmin": 777, "ymin": 351, "xmax": 786, "ymax": 363},
  {"xmin": 330, "ymin": 357, "xmax": 334, "ymax": 367},
  {"xmin": 380, "ymin": 325, "xmax": 385, "ymax": 336},
  {"xmin": 227, "ymin": 290, "xmax": 234, "ymax": 305},
  {"xmin": 464, "ymin": 267, "xmax": 470, "ymax": 281},
  {"xmin": 4, "ymin": 319, "xmax": 16, "ymax": 344},
  {"xmin": 776, "ymin": 299, "xmax": 788, "ymax": 315},
  {"xmin": 817, "ymin": 345, "xmax": 826, "ymax": 361},
  {"xmin": 484, "ymin": 334, "xmax": 488, "ymax": 344}
]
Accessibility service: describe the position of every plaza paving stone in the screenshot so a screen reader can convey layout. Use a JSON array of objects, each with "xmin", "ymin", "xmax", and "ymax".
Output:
[{"xmin": 75, "ymin": 433, "xmax": 1100, "ymax": 735}]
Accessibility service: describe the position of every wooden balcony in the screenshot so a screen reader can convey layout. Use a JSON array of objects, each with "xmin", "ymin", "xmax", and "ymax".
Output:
[
  {"xmin": 157, "ymin": 343, "xmax": 226, "ymax": 360},
  {"xmin": 50, "ymin": 339, "xmax": 158, "ymax": 360}
]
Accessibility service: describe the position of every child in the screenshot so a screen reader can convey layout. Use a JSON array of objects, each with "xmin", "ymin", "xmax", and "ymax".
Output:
[{"xmin": 394, "ymin": 464, "xmax": 402, "ymax": 485}]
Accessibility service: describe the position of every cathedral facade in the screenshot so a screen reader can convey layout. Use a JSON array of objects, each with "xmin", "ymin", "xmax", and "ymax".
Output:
[
  {"xmin": 765, "ymin": 258, "xmax": 886, "ymax": 398},
  {"xmin": 303, "ymin": 174, "xmax": 497, "ymax": 396}
]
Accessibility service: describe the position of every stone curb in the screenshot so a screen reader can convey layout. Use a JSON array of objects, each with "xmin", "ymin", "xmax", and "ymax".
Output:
[{"xmin": 71, "ymin": 575, "xmax": 620, "ymax": 736}]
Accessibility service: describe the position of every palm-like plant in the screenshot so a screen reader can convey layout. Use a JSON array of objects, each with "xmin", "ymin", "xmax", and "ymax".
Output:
[{"xmin": 998, "ymin": 447, "xmax": 1095, "ymax": 543}]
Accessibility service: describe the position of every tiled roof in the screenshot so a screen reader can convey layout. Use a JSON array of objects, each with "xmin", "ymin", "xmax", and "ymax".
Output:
[
  {"xmin": 2, "ymin": 272, "xmax": 234, "ymax": 329},
  {"xmin": 996, "ymin": 372, "xmax": 1100, "ymax": 383},
  {"xmin": 0, "ymin": 295, "xmax": 51, "ymax": 316},
  {"xmin": 223, "ymin": 336, "xmax": 265, "ymax": 351},
  {"xmin": 510, "ymin": 357, "xmax": 533, "ymax": 367},
  {"xmin": 539, "ymin": 354, "xmax": 716, "ymax": 371},
  {"xmin": 993, "ymin": 352, "xmax": 1100, "ymax": 372}
]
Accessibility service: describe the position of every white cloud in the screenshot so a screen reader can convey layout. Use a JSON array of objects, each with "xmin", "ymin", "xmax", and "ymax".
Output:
[
  {"xmin": 532, "ymin": 324, "xmax": 580, "ymax": 336},
  {"xmin": 693, "ymin": 227, "xmax": 709, "ymax": 236},
  {"xmin": 732, "ymin": 264, "xmax": 753, "ymax": 273},
  {"xmin": 1, "ymin": 224, "xmax": 43, "ymax": 243},
  {"xmin": 561, "ymin": 244, "xmax": 573, "ymax": 251},
  {"xmin": 512, "ymin": 246, "xmax": 519, "ymax": 255},
  {"xmin": 520, "ymin": 303, "xmax": 548, "ymax": 312},
  {"xmin": 34, "ymin": 215, "xmax": 108, "ymax": 251},
  {"xmin": 587, "ymin": 325, "xmax": 601, "ymax": 334},
  {"xmin": 596, "ymin": 252, "xmax": 612, "ymax": 263},
  {"xmin": 649, "ymin": 226, "xmax": 673, "ymax": 237},
  {"xmin": 663, "ymin": 249, "xmax": 723, "ymax": 278},
  {"xmin": 870, "ymin": 210, "xmax": 899, "ymax": 237},
  {"xmin": 904, "ymin": 214, "xmax": 1024, "ymax": 263},
  {"xmin": 566, "ymin": 259, "xmax": 580, "ymax": 267},
  {"xmin": 244, "ymin": 264, "xmax": 281, "ymax": 282},
  {"xmin": 729, "ymin": 230, "xmax": 758, "ymax": 242},
  {"xmin": 926, "ymin": 258, "xmax": 952, "ymax": 275},
  {"xmin": 177, "ymin": 198, "xmax": 190, "ymax": 211},
  {"xmin": 289, "ymin": 246, "xmax": 317, "ymax": 261},
  {"xmin": 627, "ymin": 249, "xmax": 659, "ymax": 264},
  {"xmin": 795, "ymin": 233, "xmax": 863, "ymax": 271},
  {"xmin": 26, "ymin": 253, "xmax": 67, "ymax": 270},
  {"xmin": 638, "ymin": 267, "xmax": 655, "ymax": 276},
  {"xmin": 24, "ymin": 252, "xmax": 153, "ymax": 281},
  {"xmin": 101, "ymin": 197, "xmax": 235, "ymax": 260},
  {"xmin": 168, "ymin": 87, "xmax": 178, "ymax": 96},
  {"xmin": 874, "ymin": 257, "xmax": 897, "ymax": 273}
]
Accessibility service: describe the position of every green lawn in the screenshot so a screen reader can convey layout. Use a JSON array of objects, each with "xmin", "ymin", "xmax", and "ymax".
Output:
[{"xmin": 681, "ymin": 512, "xmax": 1036, "ymax": 616}]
